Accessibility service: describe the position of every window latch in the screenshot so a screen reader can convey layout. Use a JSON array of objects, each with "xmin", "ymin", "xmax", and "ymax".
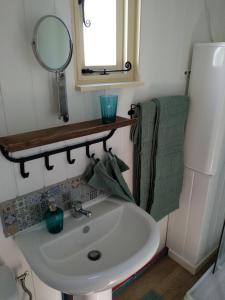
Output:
[
  {"xmin": 82, "ymin": 61, "xmax": 132, "ymax": 75},
  {"xmin": 78, "ymin": 0, "xmax": 91, "ymax": 28}
]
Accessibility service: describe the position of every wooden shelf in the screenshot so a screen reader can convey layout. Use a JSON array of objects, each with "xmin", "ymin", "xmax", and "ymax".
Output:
[{"xmin": 0, "ymin": 116, "xmax": 136, "ymax": 152}]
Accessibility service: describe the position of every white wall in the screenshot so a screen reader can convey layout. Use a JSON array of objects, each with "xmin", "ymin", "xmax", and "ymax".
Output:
[
  {"xmin": 0, "ymin": 0, "xmax": 224, "ymax": 299},
  {"xmin": 206, "ymin": 0, "xmax": 225, "ymax": 42}
]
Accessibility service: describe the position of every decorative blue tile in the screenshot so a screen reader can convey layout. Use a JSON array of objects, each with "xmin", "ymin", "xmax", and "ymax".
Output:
[
  {"xmin": 4, "ymin": 214, "xmax": 16, "ymax": 226},
  {"xmin": 0, "ymin": 176, "xmax": 100, "ymax": 237}
]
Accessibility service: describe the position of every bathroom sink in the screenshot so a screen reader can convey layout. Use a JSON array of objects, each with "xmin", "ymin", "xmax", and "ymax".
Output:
[{"xmin": 15, "ymin": 196, "xmax": 160, "ymax": 298}]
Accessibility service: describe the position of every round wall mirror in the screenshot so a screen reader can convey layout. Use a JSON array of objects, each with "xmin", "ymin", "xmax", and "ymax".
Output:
[
  {"xmin": 32, "ymin": 15, "xmax": 73, "ymax": 72},
  {"xmin": 32, "ymin": 15, "xmax": 73, "ymax": 123}
]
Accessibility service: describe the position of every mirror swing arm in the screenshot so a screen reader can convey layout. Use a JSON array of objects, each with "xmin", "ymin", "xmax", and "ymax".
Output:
[
  {"xmin": 32, "ymin": 15, "xmax": 73, "ymax": 123},
  {"xmin": 56, "ymin": 71, "xmax": 70, "ymax": 122}
]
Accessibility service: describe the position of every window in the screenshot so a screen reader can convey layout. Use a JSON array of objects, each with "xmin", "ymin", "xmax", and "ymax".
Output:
[
  {"xmin": 72, "ymin": 0, "xmax": 141, "ymax": 90},
  {"xmin": 83, "ymin": 0, "xmax": 117, "ymax": 66}
]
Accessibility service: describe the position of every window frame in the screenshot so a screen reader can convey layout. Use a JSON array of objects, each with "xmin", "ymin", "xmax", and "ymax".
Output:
[{"xmin": 72, "ymin": 0, "xmax": 141, "ymax": 87}]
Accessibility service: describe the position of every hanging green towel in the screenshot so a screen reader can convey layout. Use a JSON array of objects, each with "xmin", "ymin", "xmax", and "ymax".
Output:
[
  {"xmin": 87, "ymin": 153, "xmax": 135, "ymax": 203},
  {"xmin": 131, "ymin": 100, "xmax": 157, "ymax": 209},
  {"xmin": 82, "ymin": 154, "xmax": 129, "ymax": 184},
  {"xmin": 131, "ymin": 96, "xmax": 189, "ymax": 221},
  {"xmin": 81, "ymin": 158, "xmax": 97, "ymax": 183},
  {"xmin": 113, "ymin": 154, "xmax": 130, "ymax": 172}
]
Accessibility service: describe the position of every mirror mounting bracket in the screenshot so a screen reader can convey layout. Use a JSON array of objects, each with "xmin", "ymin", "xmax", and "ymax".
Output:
[{"xmin": 56, "ymin": 71, "xmax": 69, "ymax": 123}]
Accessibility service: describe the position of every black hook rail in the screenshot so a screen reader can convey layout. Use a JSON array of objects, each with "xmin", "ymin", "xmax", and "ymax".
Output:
[
  {"xmin": 82, "ymin": 61, "xmax": 132, "ymax": 76},
  {"xmin": 0, "ymin": 129, "xmax": 116, "ymax": 179}
]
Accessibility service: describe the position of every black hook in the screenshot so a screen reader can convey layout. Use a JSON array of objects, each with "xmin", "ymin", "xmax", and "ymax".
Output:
[
  {"xmin": 128, "ymin": 104, "xmax": 137, "ymax": 119},
  {"xmin": 103, "ymin": 140, "xmax": 112, "ymax": 153},
  {"xmin": 20, "ymin": 162, "xmax": 29, "ymax": 178},
  {"xmin": 78, "ymin": 0, "xmax": 91, "ymax": 28},
  {"xmin": 67, "ymin": 150, "xmax": 75, "ymax": 164},
  {"xmin": 86, "ymin": 145, "xmax": 95, "ymax": 159},
  {"xmin": 44, "ymin": 156, "xmax": 54, "ymax": 171}
]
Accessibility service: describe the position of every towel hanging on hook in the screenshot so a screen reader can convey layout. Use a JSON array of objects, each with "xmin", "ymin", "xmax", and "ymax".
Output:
[{"xmin": 87, "ymin": 154, "xmax": 135, "ymax": 203}]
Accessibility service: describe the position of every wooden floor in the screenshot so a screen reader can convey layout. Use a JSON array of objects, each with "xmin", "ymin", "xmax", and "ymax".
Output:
[{"xmin": 114, "ymin": 256, "xmax": 211, "ymax": 300}]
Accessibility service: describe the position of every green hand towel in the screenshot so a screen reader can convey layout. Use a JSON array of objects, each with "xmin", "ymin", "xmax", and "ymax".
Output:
[
  {"xmin": 81, "ymin": 158, "xmax": 97, "ymax": 183},
  {"xmin": 88, "ymin": 154, "xmax": 135, "ymax": 203},
  {"xmin": 113, "ymin": 153, "xmax": 130, "ymax": 172},
  {"xmin": 105, "ymin": 153, "xmax": 134, "ymax": 201},
  {"xmin": 131, "ymin": 96, "xmax": 189, "ymax": 221},
  {"xmin": 82, "ymin": 154, "xmax": 129, "ymax": 184}
]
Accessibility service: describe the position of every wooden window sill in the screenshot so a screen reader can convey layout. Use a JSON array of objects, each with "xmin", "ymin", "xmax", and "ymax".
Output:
[{"xmin": 76, "ymin": 81, "xmax": 144, "ymax": 92}]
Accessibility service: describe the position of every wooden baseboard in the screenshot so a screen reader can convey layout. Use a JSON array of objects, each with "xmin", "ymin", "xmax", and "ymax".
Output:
[{"xmin": 168, "ymin": 247, "xmax": 217, "ymax": 275}]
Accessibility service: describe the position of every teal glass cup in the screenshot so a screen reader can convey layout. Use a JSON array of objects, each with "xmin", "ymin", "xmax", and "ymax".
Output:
[{"xmin": 100, "ymin": 95, "xmax": 118, "ymax": 124}]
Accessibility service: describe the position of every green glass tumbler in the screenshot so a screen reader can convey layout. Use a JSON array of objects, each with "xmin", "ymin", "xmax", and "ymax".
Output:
[{"xmin": 100, "ymin": 95, "xmax": 118, "ymax": 124}]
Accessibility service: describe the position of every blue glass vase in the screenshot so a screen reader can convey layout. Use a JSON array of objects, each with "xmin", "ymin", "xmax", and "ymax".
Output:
[
  {"xmin": 45, "ymin": 202, "xmax": 64, "ymax": 234},
  {"xmin": 100, "ymin": 95, "xmax": 118, "ymax": 124}
]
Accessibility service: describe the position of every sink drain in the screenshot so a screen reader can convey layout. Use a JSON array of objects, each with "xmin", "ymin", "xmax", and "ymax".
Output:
[{"xmin": 87, "ymin": 250, "xmax": 102, "ymax": 261}]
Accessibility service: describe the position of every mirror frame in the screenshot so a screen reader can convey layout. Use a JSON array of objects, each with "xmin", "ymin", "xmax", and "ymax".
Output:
[{"xmin": 32, "ymin": 15, "xmax": 73, "ymax": 73}]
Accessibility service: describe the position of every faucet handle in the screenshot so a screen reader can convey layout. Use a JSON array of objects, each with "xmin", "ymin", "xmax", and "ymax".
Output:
[
  {"xmin": 71, "ymin": 201, "xmax": 92, "ymax": 218},
  {"xmin": 72, "ymin": 201, "xmax": 82, "ymax": 211},
  {"xmin": 81, "ymin": 209, "xmax": 92, "ymax": 218}
]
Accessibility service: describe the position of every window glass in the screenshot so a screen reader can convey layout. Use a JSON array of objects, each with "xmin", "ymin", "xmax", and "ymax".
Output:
[{"xmin": 83, "ymin": 0, "xmax": 117, "ymax": 66}]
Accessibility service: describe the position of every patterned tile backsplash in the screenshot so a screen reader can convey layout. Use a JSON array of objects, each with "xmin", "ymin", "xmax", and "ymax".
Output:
[{"xmin": 0, "ymin": 177, "xmax": 101, "ymax": 237}]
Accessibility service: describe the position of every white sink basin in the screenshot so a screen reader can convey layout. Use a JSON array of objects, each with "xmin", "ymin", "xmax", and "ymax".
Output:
[{"xmin": 15, "ymin": 197, "xmax": 159, "ymax": 299}]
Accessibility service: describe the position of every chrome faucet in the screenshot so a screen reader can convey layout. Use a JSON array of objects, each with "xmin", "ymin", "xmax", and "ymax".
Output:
[{"xmin": 71, "ymin": 201, "xmax": 92, "ymax": 218}]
